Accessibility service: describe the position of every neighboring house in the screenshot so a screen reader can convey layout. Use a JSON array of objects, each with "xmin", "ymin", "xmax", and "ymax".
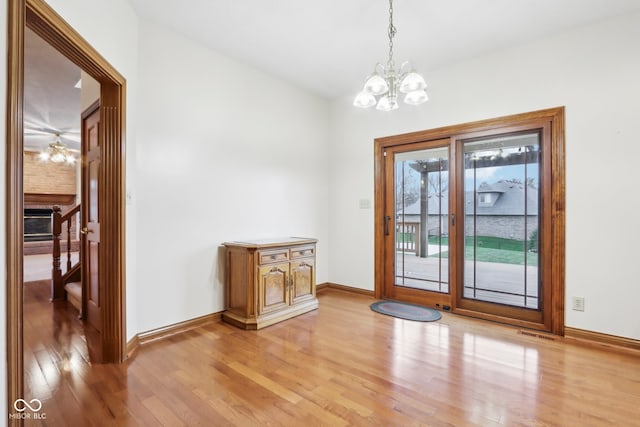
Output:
[{"xmin": 397, "ymin": 180, "xmax": 538, "ymax": 240}]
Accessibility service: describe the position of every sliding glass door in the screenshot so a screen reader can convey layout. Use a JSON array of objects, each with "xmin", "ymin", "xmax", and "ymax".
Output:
[
  {"xmin": 375, "ymin": 108, "xmax": 564, "ymax": 332},
  {"xmin": 383, "ymin": 140, "xmax": 452, "ymax": 307},
  {"xmin": 455, "ymin": 130, "xmax": 547, "ymax": 326}
]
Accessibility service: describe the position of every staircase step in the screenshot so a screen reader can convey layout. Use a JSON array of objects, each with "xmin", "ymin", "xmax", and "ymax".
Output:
[
  {"xmin": 64, "ymin": 281, "xmax": 81, "ymax": 297},
  {"xmin": 64, "ymin": 282, "xmax": 82, "ymax": 313}
]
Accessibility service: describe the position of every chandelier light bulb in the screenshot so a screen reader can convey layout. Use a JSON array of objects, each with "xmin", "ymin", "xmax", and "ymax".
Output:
[
  {"xmin": 399, "ymin": 72, "xmax": 427, "ymax": 93},
  {"xmin": 376, "ymin": 95, "xmax": 399, "ymax": 112},
  {"xmin": 404, "ymin": 90, "xmax": 429, "ymax": 105},
  {"xmin": 353, "ymin": 91, "xmax": 377, "ymax": 108},
  {"xmin": 364, "ymin": 74, "xmax": 389, "ymax": 96},
  {"xmin": 50, "ymin": 149, "xmax": 65, "ymax": 163}
]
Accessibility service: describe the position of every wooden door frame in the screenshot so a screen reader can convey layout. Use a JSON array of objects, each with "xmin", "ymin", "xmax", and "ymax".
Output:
[
  {"xmin": 374, "ymin": 107, "xmax": 565, "ymax": 334},
  {"xmin": 6, "ymin": 0, "xmax": 127, "ymax": 416}
]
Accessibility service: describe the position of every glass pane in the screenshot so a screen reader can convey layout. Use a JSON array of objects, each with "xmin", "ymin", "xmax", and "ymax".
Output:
[
  {"xmin": 463, "ymin": 132, "xmax": 540, "ymax": 309},
  {"xmin": 395, "ymin": 147, "xmax": 449, "ymax": 293}
]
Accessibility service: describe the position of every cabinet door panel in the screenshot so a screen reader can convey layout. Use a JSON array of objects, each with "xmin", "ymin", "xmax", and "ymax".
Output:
[
  {"xmin": 291, "ymin": 259, "xmax": 315, "ymax": 304},
  {"xmin": 258, "ymin": 263, "xmax": 289, "ymax": 314}
]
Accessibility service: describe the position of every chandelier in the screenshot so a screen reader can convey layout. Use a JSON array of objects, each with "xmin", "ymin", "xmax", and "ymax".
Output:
[
  {"xmin": 353, "ymin": 0, "xmax": 428, "ymax": 111},
  {"xmin": 38, "ymin": 133, "xmax": 76, "ymax": 164}
]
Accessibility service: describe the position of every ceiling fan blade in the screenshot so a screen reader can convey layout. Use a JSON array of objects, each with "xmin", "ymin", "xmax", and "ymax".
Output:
[
  {"xmin": 59, "ymin": 134, "xmax": 80, "ymax": 144},
  {"xmin": 23, "ymin": 128, "xmax": 54, "ymax": 136}
]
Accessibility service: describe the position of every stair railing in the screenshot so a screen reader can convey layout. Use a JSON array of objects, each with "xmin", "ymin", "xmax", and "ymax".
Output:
[{"xmin": 52, "ymin": 204, "xmax": 81, "ymax": 300}]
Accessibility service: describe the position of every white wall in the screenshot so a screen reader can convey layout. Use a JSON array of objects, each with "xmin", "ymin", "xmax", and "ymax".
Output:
[
  {"xmin": 135, "ymin": 20, "xmax": 330, "ymax": 332},
  {"xmin": 328, "ymin": 12, "xmax": 640, "ymax": 340}
]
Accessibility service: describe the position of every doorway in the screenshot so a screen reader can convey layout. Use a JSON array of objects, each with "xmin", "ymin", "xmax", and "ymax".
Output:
[
  {"xmin": 6, "ymin": 0, "xmax": 127, "ymax": 414},
  {"xmin": 374, "ymin": 108, "xmax": 565, "ymax": 333}
]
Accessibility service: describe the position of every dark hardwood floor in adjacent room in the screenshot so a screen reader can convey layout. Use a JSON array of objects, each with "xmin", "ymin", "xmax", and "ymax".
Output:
[{"xmin": 21, "ymin": 285, "xmax": 640, "ymax": 426}]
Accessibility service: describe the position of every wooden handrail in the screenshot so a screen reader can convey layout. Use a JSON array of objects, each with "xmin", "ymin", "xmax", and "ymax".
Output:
[
  {"xmin": 60, "ymin": 203, "xmax": 80, "ymax": 223},
  {"xmin": 52, "ymin": 204, "xmax": 81, "ymax": 300}
]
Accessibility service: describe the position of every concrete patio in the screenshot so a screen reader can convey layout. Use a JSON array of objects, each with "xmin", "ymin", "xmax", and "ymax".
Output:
[{"xmin": 395, "ymin": 250, "xmax": 539, "ymax": 309}]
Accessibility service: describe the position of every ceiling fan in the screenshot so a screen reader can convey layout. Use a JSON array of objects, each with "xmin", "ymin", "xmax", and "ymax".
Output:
[
  {"xmin": 23, "ymin": 123, "xmax": 80, "ymax": 150},
  {"xmin": 23, "ymin": 123, "xmax": 80, "ymax": 164}
]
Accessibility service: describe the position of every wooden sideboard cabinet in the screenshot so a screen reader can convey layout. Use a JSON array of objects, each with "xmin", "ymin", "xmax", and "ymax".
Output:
[{"xmin": 223, "ymin": 237, "xmax": 318, "ymax": 330}]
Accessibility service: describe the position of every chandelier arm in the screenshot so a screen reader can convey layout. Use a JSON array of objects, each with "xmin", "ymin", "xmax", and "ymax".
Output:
[{"xmin": 399, "ymin": 61, "xmax": 411, "ymax": 77}]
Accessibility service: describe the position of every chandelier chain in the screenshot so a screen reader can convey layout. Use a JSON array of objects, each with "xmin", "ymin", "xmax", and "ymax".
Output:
[{"xmin": 387, "ymin": 0, "xmax": 396, "ymax": 68}]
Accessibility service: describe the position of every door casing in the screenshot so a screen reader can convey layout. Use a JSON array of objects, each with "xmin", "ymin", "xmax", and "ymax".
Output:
[{"xmin": 6, "ymin": 0, "xmax": 127, "ymax": 417}]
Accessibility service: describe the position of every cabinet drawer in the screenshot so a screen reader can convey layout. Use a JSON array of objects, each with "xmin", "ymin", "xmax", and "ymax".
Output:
[
  {"xmin": 291, "ymin": 246, "xmax": 315, "ymax": 259},
  {"xmin": 258, "ymin": 249, "xmax": 289, "ymax": 264}
]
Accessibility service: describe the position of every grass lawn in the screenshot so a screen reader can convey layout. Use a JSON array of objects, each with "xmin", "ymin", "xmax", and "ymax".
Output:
[
  {"xmin": 425, "ymin": 236, "xmax": 538, "ymax": 266},
  {"xmin": 398, "ymin": 234, "xmax": 538, "ymax": 266},
  {"xmin": 437, "ymin": 246, "xmax": 538, "ymax": 266}
]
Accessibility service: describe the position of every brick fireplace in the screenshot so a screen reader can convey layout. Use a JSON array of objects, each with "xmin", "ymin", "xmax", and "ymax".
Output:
[{"xmin": 24, "ymin": 150, "xmax": 79, "ymax": 255}]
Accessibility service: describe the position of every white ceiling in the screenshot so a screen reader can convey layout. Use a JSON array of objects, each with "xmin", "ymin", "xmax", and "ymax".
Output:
[
  {"xmin": 24, "ymin": 27, "xmax": 82, "ymax": 152},
  {"xmin": 23, "ymin": 0, "xmax": 640, "ymax": 151},
  {"xmin": 129, "ymin": 0, "xmax": 640, "ymax": 99}
]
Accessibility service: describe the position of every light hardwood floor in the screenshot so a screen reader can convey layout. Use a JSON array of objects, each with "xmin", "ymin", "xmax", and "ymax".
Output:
[{"xmin": 21, "ymin": 283, "xmax": 640, "ymax": 426}]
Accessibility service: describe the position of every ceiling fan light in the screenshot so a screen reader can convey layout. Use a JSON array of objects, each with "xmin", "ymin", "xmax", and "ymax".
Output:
[
  {"xmin": 399, "ymin": 72, "xmax": 427, "ymax": 93},
  {"xmin": 50, "ymin": 151, "xmax": 66, "ymax": 163},
  {"xmin": 38, "ymin": 151, "xmax": 50, "ymax": 161},
  {"xmin": 363, "ymin": 74, "xmax": 389, "ymax": 96},
  {"xmin": 376, "ymin": 95, "xmax": 399, "ymax": 112},
  {"xmin": 353, "ymin": 91, "xmax": 377, "ymax": 108},
  {"xmin": 404, "ymin": 89, "xmax": 429, "ymax": 105}
]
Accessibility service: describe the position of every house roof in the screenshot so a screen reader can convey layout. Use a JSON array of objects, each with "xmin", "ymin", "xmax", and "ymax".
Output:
[{"xmin": 398, "ymin": 180, "xmax": 538, "ymax": 216}]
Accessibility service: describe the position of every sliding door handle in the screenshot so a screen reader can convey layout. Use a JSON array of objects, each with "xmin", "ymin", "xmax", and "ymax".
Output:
[
  {"xmin": 385, "ymin": 216, "xmax": 391, "ymax": 236},
  {"xmin": 451, "ymin": 214, "xmax": 455, "ymax": 226}
]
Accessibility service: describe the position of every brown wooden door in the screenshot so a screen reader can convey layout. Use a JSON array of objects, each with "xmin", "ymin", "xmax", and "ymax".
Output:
[{"xmin": 82, "ymin": 103, "xmax": 101, "ymax": 332}]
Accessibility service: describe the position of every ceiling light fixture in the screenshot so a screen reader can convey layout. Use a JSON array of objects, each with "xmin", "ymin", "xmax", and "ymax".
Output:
[
  {"xmin": 38, "ymin": 133, "xmax": 76, "ymax": 165},
  {"xmin": 353, "ymin": 0, "xmax": 428, "ymax": 111}
]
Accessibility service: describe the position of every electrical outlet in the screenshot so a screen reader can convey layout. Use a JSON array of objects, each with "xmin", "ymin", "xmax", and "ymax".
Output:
[{"xmin": 572, "ymin": 297, "xmax": 585, "ymax": 311}]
